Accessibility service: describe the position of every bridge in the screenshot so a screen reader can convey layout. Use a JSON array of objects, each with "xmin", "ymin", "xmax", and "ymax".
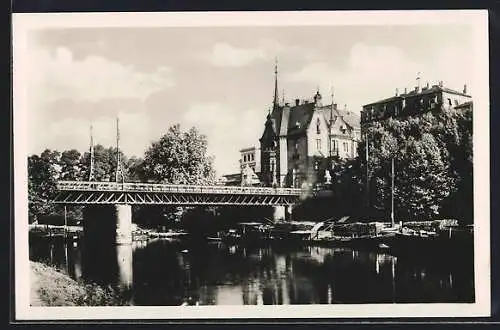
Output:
[
  {"xmin": 53, "ymin": 181, "xmax": 303, "ymax": 206},
  {"xmin": 49, "ymin": 120, "xmax": 305, "ymax": 245},
  {"xmin": 53, "ymin": 181, "xmax": 304, "ymax": 245}
]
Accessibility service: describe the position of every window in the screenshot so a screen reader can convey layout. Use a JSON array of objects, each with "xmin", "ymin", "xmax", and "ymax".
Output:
[
  {"xmin": 316, "ymin": 139, "xmax": 321, "ymax": 151},
  {"xmin": 343, "ymin": 142, "xmax": 348, "ymax": 152},
  {"xmin": 316, "ymin": 118, "xmax": 321, "ymax": 134},
  {"xmin": 251, "ymin": 153, "xmax": 254, "ymax": 161},
  {"xmin": 332, "ymin": 139, "xmax": 339, "ymax": 155},
  {"xmin": 448, "ymin": 98, "xmax": 452, "ymax": 106}
]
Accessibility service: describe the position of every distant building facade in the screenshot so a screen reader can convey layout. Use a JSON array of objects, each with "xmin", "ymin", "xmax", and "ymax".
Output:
[
  {"xmin": 240, "ymin": 146, "xmax": 261, "ymax": 175},
  {"xmin": 220, "ymin": 147, "xmax": 262, "ymax": 187},
  {"xmin": 239, "ymin": 146, "xmax": 261, "ymax": 186},
  {"xmin": 360, "ymin": 81, "xmax": 472, "ymax": 128},
  {"xmin": 259, "ymin": 64, "xmax": 361, "ymax": 189}
]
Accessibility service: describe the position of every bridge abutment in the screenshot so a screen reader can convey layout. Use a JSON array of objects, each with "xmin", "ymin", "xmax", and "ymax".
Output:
[{"xmin": 273, "ymin": 206, "xmax": 286, "ymax": 221}]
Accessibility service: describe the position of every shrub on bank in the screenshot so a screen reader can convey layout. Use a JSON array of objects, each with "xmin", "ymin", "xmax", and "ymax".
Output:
[{"xmin": 31, "ymin": 261, "xmax": 128, "ymax": 306}]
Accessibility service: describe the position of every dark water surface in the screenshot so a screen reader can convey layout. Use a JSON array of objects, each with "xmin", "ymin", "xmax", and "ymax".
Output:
[{"xmin": 29, "ymin": 236, "xmax": 474, "ymax": 305}]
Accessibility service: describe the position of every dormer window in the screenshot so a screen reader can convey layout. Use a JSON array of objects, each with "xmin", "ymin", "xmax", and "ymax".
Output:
[{"xmin": 316, "ymin": 118, "xmax": 321, "ymax": 134}]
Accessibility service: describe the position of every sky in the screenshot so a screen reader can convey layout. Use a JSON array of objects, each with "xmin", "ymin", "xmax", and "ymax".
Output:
[{"xmin": 26, "ymin": 24, "xmax": 475, "ymax": 176}]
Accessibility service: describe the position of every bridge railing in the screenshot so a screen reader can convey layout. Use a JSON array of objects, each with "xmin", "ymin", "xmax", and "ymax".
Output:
[{"xmin": 56, "ymin": 181, "xmax": 303, "ymax": 196}]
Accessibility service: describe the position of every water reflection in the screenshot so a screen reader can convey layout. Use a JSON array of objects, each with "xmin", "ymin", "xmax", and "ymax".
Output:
[
  {"xmin": 116, "ymin": 244, "xmax": 133, "ymax": 290},
  {"xmin": 29, "ymin": 237, "xmax": 474, "ymax": 306}
]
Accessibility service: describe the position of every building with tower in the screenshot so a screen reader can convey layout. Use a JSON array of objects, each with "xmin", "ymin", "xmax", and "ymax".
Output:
[{"xmin": 258, "ymin": 61, "xmax": 361, "ymax": 189}]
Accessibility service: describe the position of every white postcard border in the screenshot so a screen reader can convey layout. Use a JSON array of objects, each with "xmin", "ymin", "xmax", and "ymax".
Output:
[{"xmin": 12, "ymin": 10, "xmax": 491, "ymax": 320}]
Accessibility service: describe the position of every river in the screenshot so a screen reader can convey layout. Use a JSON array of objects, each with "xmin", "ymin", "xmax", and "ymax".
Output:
[{"xmin": 29, "ymin": 235, "xmax": 474, "ymax": 305}]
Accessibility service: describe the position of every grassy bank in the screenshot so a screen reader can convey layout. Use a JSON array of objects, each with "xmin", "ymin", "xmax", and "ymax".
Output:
[{"xmin": 30, "ymin": 261, "xmax": 127, "ymax": 306}]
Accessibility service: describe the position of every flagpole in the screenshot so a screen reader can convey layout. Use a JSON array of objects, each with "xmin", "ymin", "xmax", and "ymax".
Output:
[{"xmin": 391, "ymin": 157, "xmax": 395, "ymax": 228}]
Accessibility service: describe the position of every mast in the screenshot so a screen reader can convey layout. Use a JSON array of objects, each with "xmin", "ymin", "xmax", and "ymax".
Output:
[
  {"xmin": 391, "ymin": 157, "xmax": 395, "ymax": 227},
  {"xmin": 89, "ymin": 124, "xmax": 95, "ymax": 181},
  {"xmin": 115, "ymin": 117, "xmax": 124, "ymax": 183}
]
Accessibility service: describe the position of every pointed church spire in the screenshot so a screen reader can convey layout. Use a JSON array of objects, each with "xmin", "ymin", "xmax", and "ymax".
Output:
[
  {"xmin": 330, "ymin": 86, "xmax": 334, "ymax": 122},
  {"xmin": 273, "ymin": 58, "xmax": 279, "ymax": 109}
]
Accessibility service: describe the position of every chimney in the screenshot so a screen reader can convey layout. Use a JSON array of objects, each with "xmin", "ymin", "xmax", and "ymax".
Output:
[
  {"xmin": 333, "ymin": 103, "xmax": 337, "ymax": 110},
  {"xmin": 295, "ymin": 99, "xmax": 300, "ymax": 106},
  {"xmin": 426, "ymin": 82, "xmax": 429, "ymax": 89},
  {"xmin": 395, "ymin": 88, "xmax": 399, "ymax": 96},
  {"xmin": 439, "ymin": 80, "xmax": 443, "ymax": 87},
  {"xmin": 404, "ymin": 87, "xmax": 407, "ymax": 94},
  {"xmin": 344, "ymin": 104, "xmax": 347, "ymax": 110},
  {"xmin": 463, "ymin": 84, "xmax": 467, "ymax": 94},
  {"xmin": 285, "ymin": 102, "xmax": 290, "ymax": 107}
]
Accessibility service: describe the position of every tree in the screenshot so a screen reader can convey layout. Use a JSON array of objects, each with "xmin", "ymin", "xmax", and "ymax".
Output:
[
  {"xmin": 60, "ymin": 149, "xmax": 83, "ymax": 180},
  {"xmin": 133, "ymin": 125, "xmax": 216, "ymax": 229},
  {"xmin": 80, "ymin": 144, "xmax": 130, "ymax": 182},
  {"xmin": 126, "ymin": 156, "xmax": 145, "ymax": 182},
  {"xmin": 141, "ymin": 125, "xmax": 216, "ymax": 184},
  {"xmin": 28, "ymin": 152, "xmax": 58, "ymax": 222},
  {"xmin": 360, "ymin": 107, "xmax": 473, "ymax": 223}
]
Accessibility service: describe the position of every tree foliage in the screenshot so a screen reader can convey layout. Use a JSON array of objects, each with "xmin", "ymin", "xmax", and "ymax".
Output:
[
  {"xmin": 141, "ymin": 124, "xmax": 216, "ymax": 184},
  {"xmin": 28, "ymin": 124, "xmax": 218, "ymax": 226},
  {"xmin": 359, "ymin": 107, "xmax": 473, "ymax": 223},
  {"xmin": 28, "ymin": 152, "xmax": 59, "ymax": 221},
  {"xmin": 80, "ymin": 144, "xmax": 131, "ymax": 182}
]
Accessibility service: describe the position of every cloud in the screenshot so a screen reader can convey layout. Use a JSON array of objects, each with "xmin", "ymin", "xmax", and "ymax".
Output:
[
  {"xmin": 201, "ymin": 43, "xmax": 266, "ymax": 67},
  {"xmin": 199, "ymin": 39, "xmax": 320, "ymax": 68},
  {"xmin": 29, "ymin": 46, "xmax": 174, "ymax": 103},
  {"xmin": 284, "ymin": 43, "xmax": 473, "ymax": 112},
  {"xmin": 182, "ymin": 102, "xmax": 263, "ymax": 176}
]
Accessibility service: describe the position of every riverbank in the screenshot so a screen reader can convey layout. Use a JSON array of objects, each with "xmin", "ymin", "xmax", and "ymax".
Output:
[{"xmin": 30, "ymin": 261, "xmax": 126, "ymax": 306}]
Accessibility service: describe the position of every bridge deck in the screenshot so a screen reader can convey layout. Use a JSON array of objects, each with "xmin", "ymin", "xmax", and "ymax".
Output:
[{"xmin": 56, "ymin": 181, "xmax": 302, "ymax": 195}]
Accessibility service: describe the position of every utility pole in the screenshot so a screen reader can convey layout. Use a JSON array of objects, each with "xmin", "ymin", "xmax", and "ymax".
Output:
[
  {"xmin": 64, "ymin": 205, "xmax": 67, "ymax": 236},
  {"xmin": 365, "ymin": 134, "xmax": 370, "ymax": 211},
  {"xmin": 391, "ymin": 157, "xmax": 395, "ymax": 228}
]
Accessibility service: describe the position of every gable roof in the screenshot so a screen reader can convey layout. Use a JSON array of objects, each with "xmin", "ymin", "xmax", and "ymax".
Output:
[
  {"xmin": 319, "ymin": 105, "xmax": 361, "ymax": 130},
  {"xmin": 269, "ymin": 102, "xmax": 360, "ymax": 137},
  {"xmin": 286, "ymin": 102, "xmax": 315, "ymax": 136}
]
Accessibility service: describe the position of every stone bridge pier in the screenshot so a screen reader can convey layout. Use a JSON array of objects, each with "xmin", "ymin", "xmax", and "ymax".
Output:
[
  {"xmin": 83, "ymin": 204, "xmax": 133, "ymax": 245},
  {"xmin": 82, "ymin": 204, "xmax": 133, "ymax": 293}
]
